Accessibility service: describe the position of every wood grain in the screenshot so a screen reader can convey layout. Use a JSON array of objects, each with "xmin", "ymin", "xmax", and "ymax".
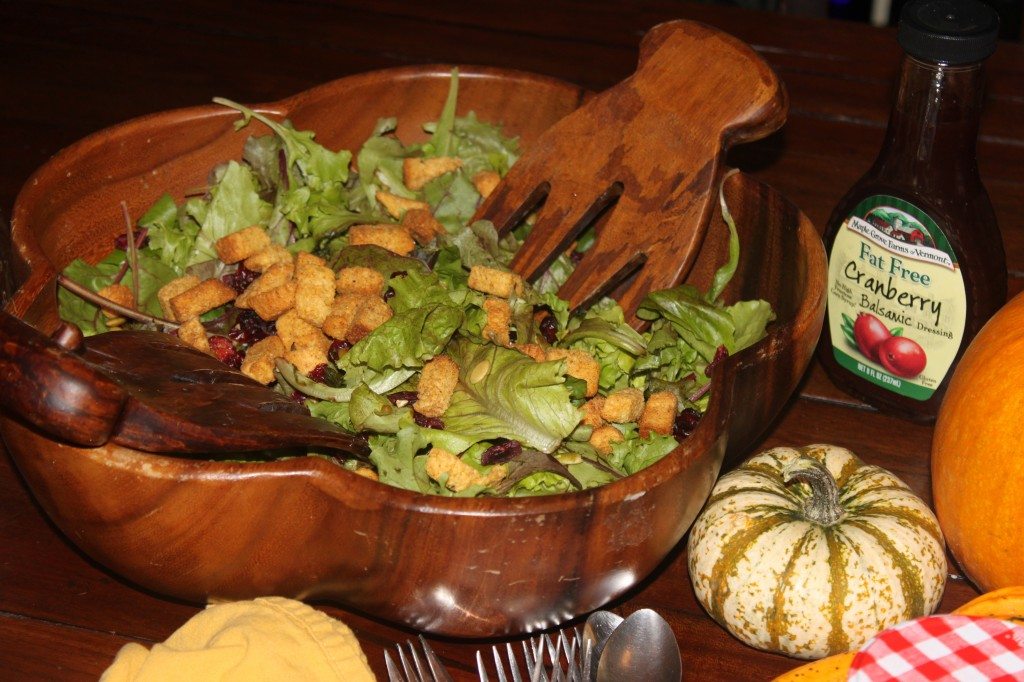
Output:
[{"xmin": 1, "ymin": 1, "xmax": 1021, "ymax": 679}]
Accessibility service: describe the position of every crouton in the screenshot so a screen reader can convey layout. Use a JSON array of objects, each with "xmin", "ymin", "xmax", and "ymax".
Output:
[
  {"xmin": 600, "ymin": 388, "xmax": 645, "ymax": 424},
  {"xmin": 472, "ymin": 170, "xmax": 501, "ymax": 199},
  {"xmin": 515, "ymin": 343, "xmax": 547, "ymax": 362},
  {"xmin": 169, "ymin": 279, "xmax": 236, "ymax": 322},
  {"xmin": 482, "ymin": 297, "xmax": 513, "ymax": 347},
  {"xmin": 95, "ymin": 283, "xmax": 135, "ymax": 328},
  {"xmin": 401, "ymin": 208, "xmax": 446, "ymax": 244},
  {"xmin": 336, "ymin": 266, "xmax": 385, "ymax": 296},
  {"xmin": 240, "ymin": 335, "xmax": 286, "ymax": 385},
  {"xmin": 214, "ymin": 225, "xmax": 271, "ymax": 264},
  {"xmin": 425, "ymin": 447, "xmax": 507, "ymax": 493},
  {"xmin": 639, "ymin": 391, "xmax": 678, "ymax": 438},
  {"xmin": 545, "ymin": 348, "xmax": 600, "ymax": 397},
  {"xmin": 275, "ymin": 310, "xmax": 324, "ymax": 351},
  {"xmin": 353, "ymin": 466, "xmax": 379, "ymax": 481},
  {"xmin": 294, "ymin": 252, "xmax": 335, "ymax": 326},
  {"xmin": 589, "ymin": 425, "xmax": 624, "ymax": 456},
  {"xmin": 97, "ymin": 283, "xmax": 135, "ymax": 310},
  {"xmin": 236, "ymin": 261, "xmax": 294, "ymax": 308},
  {"xmin": 403, "ymin": 156, "xmax": 462, "ymax": 191},
  {"xmin": 467, "ymin": 265, "xmax": 524, "ymax": 299},
  {"xmin": 248, "ymin": 281, "xmax": 296, "ymax": 321},
  {"xmin": 321, "ymin": 293, "xmax": 364, "ymax": 341},
  {"xmin": 96, "ymin": 282, "xmax": 135, "ymax": 318},
  {"xmin": 158, "ymin": 275, "xmax": 201, "ymax": 321},
  {"xmin": 243, "ymin": 244, "xmax": 293, "ymax": 273},
  {"xmin": 295, "ymin": 250, "xmax": 327, "ymax": 271},
  {"xmin": 375, "ymin": 190, "xmax": 429, "ymax": 219},
  {"xmin": 346, "ymin": 297, "xmax": 393, "ymax": 343},
  {"xmin": 285, "ymin": 343, "xmax": 329, "ymax": 375},
  {"xmin": 176, "ymin": 317, "xmax": 211, "ymax": 355},
  {"xmin": 414, "ymin": 355, "xmax": 460, "ymax": 418},
  {"xmin": 581, "ymin": 396, "xmax": 606, "ymax": 428},
  {"xmin": 348, "ymin": 224, "xmax": 416, "ymax": 256}
]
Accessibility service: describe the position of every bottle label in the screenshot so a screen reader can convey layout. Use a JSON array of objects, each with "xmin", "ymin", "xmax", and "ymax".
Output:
[{"xmin": 826, "ymin": 195, "xmax": 965, "ymax": 400}]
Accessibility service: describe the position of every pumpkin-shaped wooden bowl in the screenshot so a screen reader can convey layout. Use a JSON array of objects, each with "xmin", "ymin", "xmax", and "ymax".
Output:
[{"xmin": 2, "ymin": 65, "xmax": 825, "ymax": 637}]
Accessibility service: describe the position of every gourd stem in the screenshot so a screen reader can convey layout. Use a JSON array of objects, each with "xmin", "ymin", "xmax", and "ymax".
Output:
[{"xmin": 782, "ymin": 456, "xmax": 845, "ymax": 526}]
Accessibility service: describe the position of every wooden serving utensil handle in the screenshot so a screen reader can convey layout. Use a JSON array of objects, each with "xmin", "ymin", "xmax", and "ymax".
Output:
[{"xmin": 0, "ymin": 311, "xmax": 127, "ymax": 447}]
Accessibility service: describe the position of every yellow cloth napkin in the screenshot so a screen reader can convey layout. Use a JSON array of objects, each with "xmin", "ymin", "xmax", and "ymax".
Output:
[{"xmin": 101, "ymin": 597, "xmax": 375, "ymax": 681}]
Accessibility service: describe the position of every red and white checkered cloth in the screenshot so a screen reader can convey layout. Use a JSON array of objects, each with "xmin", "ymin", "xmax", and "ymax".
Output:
[{"xmin": 849, "ymin": 615, "xmax": 1024, "ymax": 681}]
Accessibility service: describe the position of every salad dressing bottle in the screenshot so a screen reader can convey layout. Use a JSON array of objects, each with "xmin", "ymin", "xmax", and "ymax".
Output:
[{"xmin": 817, "ymin": 0, "xmax": 1006, "ymax": 422}]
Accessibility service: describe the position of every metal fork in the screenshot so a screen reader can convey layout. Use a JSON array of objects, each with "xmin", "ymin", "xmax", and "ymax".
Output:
[
  {"xmin": 477, "ymin": 629, "xmax": 585, "ymax": 682},
  {"xmin": 384, "ymin": 635, "xmax": 455, "ymax": 682}
]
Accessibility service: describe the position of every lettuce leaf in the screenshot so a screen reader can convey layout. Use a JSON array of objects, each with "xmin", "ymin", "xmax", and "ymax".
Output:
[
  {"xmin": 57, "ymin": 254, "xmax": 121, "ymax": 335},
  {"xmin": 190, "ymin": 161, "xmax": 272, "ymax": 266},
  {"xmin": 349, "ymin": 383, "xmax": 412, "ymax": 433},
  {"xmin": 427, "ymin": 67, "xmax": 459, "ymax": 157},
  {"xmin": 139, "ymin": 194, "xmax": 197, "ymax": 273},
  {"xmin": 214, "ymin": 98, "xmax": 352, "ymax": 194},
  {"xmin": 58, "ymin": 248, "xmax": 180, "ymax": 336},
  {"xmin": 443, "ymin": 339, "xmax": 580, "ymax": 454},
  {"xmin": 636, "ymin": 182, "xmax": 774, "ymax": 363},
  {"xmin": 564, "ymin": 300, "xmax": 647, "ymax": 391},
  {"xmin": 339, "ymin": 303, "xmax": 463, "ymax": 372},
  {"xmin": 368, "ymin": 427, "xmax": 431, "ymax": 492},
  {"xmin": 605, "ymin": 427, "xmax": 680, "ymax": 475}
]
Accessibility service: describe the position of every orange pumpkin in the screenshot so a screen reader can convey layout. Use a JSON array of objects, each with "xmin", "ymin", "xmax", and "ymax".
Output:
[
  {"xmin": 932, "ymin": 293, "xmax": 1024, "ymax": 592},
  {"xmin": 953, "ymin": 586, "xmax": 1024, "ymax": 625}
]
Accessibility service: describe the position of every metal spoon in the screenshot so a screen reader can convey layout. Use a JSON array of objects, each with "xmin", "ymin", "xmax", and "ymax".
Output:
[
  {"xmin": 582, "ymin": 610, "xmax": 624, "ymax": 681},
  {"xmin": 596, "ymin": 608, "xmax": 682, "ymax": 682}
]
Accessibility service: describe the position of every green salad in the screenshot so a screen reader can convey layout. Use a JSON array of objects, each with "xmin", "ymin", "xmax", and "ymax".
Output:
[{"xmin": 59, "ymin": 71, "xmax": 774, "ymax": 497}]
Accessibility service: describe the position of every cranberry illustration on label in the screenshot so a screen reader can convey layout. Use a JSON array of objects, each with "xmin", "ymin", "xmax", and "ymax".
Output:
[
  {"xmin": 853, "ymin": 312, "xmax": 891, "ymax": 362},
  {"xmin": 877, "ymin": 335, "xmax": 927, "ymax": 378}
]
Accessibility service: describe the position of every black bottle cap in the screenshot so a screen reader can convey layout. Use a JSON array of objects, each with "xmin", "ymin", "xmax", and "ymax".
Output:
[{"xmin": 898, "ymin": 0, "xmax": 1000, "ymax": 65}]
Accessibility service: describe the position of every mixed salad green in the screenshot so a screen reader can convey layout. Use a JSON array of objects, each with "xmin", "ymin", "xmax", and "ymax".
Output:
[{"xmin": 59, "ymin": 71, "xmax": 774, "ymax": 497}]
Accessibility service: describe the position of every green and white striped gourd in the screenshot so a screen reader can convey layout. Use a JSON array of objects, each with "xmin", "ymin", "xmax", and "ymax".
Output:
[{"xmin": 687, "ymin": 444, "xmax": 946, "ymax": 660}]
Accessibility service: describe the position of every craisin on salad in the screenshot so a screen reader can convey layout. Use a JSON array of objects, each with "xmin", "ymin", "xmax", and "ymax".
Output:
[{"xmin": 58, "ymin": 71, "xmax": 775, "ymax": 498}]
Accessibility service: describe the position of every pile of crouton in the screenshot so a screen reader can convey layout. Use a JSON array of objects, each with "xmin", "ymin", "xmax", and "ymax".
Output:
[
  {"xmin": 96, "ymin": 155, "xmax": 680, "ymax": 492},
  {"xmin": 150, "ymin": 156, "xmax": 495, "ymax": 386}
]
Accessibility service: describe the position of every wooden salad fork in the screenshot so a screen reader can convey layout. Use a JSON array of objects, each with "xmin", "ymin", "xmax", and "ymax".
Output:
[{"xmin": 474, "ymin": 20, "xmax": 787, "ymax": 322}]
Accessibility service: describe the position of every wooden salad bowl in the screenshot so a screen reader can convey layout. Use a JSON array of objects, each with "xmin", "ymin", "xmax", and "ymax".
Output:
[{"xmin": 2, "ymin": 63, "xmax": 826, "ymax": 637}]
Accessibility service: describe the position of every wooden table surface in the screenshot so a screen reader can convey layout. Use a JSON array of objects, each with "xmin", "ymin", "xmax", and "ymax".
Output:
[{"xmin": 2, "ymin": 1, "xmax": 1022, "ymax": 680}]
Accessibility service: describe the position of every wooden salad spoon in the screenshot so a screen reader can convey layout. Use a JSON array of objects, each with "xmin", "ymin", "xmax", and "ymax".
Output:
[{"xmin": 0, "ymin": 310, "xmax": 370, "ymax": 458}]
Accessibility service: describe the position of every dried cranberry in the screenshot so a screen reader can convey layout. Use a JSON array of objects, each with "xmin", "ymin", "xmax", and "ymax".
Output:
[
  {"xmin": 327, "ymin": 339, "xmax": 351, "ymax": 363},
  {"xmin": 570, "ymin": 250, "xmax": 585, "ymax": 264},
  {"xmin": 383, "ymin": 286, "xmax": 396, "ymax": 301},
  {"xmin": 386, "ymin": 391, "xmax": 418, "ymax": 405},
  {"xmin": 539, "ymin": 315, "xmax": 558, "ymax": 344},
  {"xmin": 481, "ymin": 440, "xmax": 522, "ymax": 465},
  {"xmin": 673, "ymin": 407, "xmax": 702, "ymax": 439},
  {"xmin": 222, "ymin": 265, "xmax": 260, "ymax": 294},
  {"xmin": 413, "ymin": 411, "xmax": 444, "ymax": 430},
  {"xmin": 208, "ymin": 335, "xmax": 243, "ymax": 370},
  {"xmin": 289, "ymin": 390, "xmax": 306, "ymax": 404},
  {"xmin": 233, "ymin": 309, "xmax": 276, "ymax": 344},
  {"xmin": 307, "ymin": 363, "xmax": 329, "ymax": 384}
]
